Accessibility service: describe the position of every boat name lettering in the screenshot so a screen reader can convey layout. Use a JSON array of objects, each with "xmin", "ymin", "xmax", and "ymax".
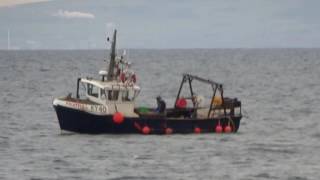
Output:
[
  {"xmin": 65, "ymin": 102, "xmax": 106, "ymax": 113},
  {"xmin": 66, "ymin": 101, "xmax": 87, "ymax": 110},
  {"xmin": 90, "ymin": 105, "xmax": 107, "ymax": 113}
]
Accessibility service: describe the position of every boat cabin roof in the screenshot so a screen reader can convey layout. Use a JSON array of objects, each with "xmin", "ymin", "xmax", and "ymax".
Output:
[{"xmin": 80, "ymin": 78, "xmax": 140, "ymax": 91}]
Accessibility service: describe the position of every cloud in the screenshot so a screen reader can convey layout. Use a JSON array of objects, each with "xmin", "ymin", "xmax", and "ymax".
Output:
[
  {"xmin": 106, "ymin": 22, "xmax": 115, "ymax": 29},
  {"xmin": 53, "ymin": 9, "xmax": 95, "ymax": 19},
  {"xmin": 0, "ymin": 0, "xmax": 50, "ymax": 7}
]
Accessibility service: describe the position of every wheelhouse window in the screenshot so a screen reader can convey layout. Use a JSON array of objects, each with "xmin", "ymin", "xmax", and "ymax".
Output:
[
  {"xmin": 101, "ymin": 89, "xmax": 107, "ymax": 100},
  {"xmin": 78, "ymin": 82, "xmax": 87, "ymax": 99},
  {"xmin": 87, "ymin": 84, "xmax": 99, "ymax": 98},
  {"xmin": 122, "ymin": 89, "xmax": 140, "ymax": 101},
  {"xmin": 108, "ymin": 90, "xmax": 119, "ymax": 101},
  {"xmin": 122, "ymin": 90, "xmax": 134, "ymax": 101}
]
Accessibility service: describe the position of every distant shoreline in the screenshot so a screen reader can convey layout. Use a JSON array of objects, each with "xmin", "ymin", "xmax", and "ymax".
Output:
[{"xmin": 1, "ymin": 48, "xmax": 320, "ymax": 51}]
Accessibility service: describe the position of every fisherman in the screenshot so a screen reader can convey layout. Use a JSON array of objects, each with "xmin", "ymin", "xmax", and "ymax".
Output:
[{"xmin": 156, "ymin": 96, "xmax": 166, "ymax": 114}]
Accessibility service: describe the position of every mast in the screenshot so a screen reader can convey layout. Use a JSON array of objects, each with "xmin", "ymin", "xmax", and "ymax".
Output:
[{"xmin": 107, "ymin": 29, "xmax": 117, "ymax": 81}]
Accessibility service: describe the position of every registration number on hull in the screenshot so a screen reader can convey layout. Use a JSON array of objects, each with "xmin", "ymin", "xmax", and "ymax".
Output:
[{"xmin": 65, "ymin": 101, "xmax": 108, "ymax": 114}]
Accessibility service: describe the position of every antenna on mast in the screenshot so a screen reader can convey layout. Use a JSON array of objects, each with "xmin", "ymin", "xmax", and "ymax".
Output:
[{"xmin": 107, "ymin": 29, "xmax": 117, "ymax": 81}]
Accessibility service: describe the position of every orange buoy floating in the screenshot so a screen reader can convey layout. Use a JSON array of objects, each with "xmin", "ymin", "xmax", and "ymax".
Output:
[
  {"xmin": 176, "ymin": 98, "xmax": 187, "ymax": 108},
  {"xmin": 142, "ymin": 126, "xmax": 151, "ymax": 134},
  {"xmin": 224, "ymin": 125, "xmax": 232, "ymax": 133},
  {"xmin": 113, "ymin": 112, "xmax": 124, "ymax": 124},
  {"xmin": 194, "ymin": 127, "xmax": 201, "ymax": 134},
  {"xmin": 165, "ymin": 128, "xmax": 173, "ymax": 135},
  {"xmin": 215, "ymin": 121, "xmax": 223, "ymax": 133}
]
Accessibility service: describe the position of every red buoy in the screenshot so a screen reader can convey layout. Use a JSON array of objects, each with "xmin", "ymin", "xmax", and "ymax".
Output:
[
  {"xmin": 165, "ymin": 128, "xmax": 173, "ymax": 135},
  {"xmin": 113, "ymin": 112, "xmax": 124, "ymax": 124},
  {"xmin": 142, "ymin": 126, "xmax": 151, "ymax": 134},
  {"xmin": 120, "ymin": 73, "xmax": 126, "ymax": 82},
  {"xmin": 215, "ymin": 125, "xmax": 223, "ymax": 133},
  {"xmin": 194, "ymin": 127, "xmax": 201, "ymax": 134},
  {"xmin": 176, "ymin": 98, "xmax": 187, "ymax": 108},
  {"xmin": 224, "ymin": 125, "xmax": 232, "ymax": 133}
]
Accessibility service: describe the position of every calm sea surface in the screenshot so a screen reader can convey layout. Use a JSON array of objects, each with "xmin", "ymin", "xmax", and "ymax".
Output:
[{"xmin": 0, "ymin": 49, "xmax": 320, "ymax": 179}]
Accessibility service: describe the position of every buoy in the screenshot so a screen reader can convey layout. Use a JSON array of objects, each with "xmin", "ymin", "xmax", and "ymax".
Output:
[
  {"xmin": 165, "ymin": 128, "xmax": 173, "ymax": 135},
  {"xmin": 176, "ymin": 98, "xmax": 187, "ymax": 108},
  {"xmin": 113, "ymin": 112, "xmax": 124, "ymax": 124},
  {"xmin": 142, "ymin": 126, "xmax": 151, "ymax": 134},
  {"xmin": 224, "ymin": 125, "xmax": 232, "ymax": 133},
  {"xmin": 215, "ymin": 124, "xmax": 223, "ymax": 133},
  {"xmin": 120, "ymin": 73, "xmax": 126, "ymax": 82},
  {"xmin": 212, "ymin": 96, "xmax": 222, "ymax": 106},
  {"xmin": 194, "ymin": 127, "xmax": 201, "ymax": 134}
]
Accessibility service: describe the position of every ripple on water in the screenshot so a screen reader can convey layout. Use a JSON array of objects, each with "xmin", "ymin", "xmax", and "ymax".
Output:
[
  {"xmin": 248, "ymin": 142, "xmax": 298, "ymax": 155},
  {"xmin": 53, "ymin": 159, "xmax": 71, "ymax": 167},
  {"xmin": 254, "ymin": 173, "xmax": 278, "ymax": 179},
  {"xmin": 287, "ymin": 176, "xmax": 309, "ymax": 180},
  {"xmin": 109, "ymin": 176, "xmax": 158, "ymax": 180},
  {"xmin": 312, "ymin": 132, "xmax": 320, "ymax": 139}
]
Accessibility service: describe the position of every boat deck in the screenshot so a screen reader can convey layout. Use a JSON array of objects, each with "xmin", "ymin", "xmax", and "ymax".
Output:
[{"xmin": 59, "ymin": 96, "xmax": 99, "ymax": 105}]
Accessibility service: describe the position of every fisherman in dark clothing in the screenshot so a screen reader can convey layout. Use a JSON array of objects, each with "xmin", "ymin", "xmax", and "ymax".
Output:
[{"xmin": 156, "ymin": 96, "xmax": 166, "ymax": 113}]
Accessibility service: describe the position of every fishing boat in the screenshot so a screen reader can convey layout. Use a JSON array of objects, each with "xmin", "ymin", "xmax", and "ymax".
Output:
[{"xmin": 53, "ymin": 30, "xmax": 242, "ymax": 134}]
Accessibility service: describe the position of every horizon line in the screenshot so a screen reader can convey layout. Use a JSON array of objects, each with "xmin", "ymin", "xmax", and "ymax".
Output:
[{"xmin": 1, "ymin": 47, "xmax": 320, "ymax": 51}]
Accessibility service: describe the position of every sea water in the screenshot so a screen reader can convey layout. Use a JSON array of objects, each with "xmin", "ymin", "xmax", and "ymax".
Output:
[{"xmin": 0, "ymin": 49, "xmax": 320, "ymax": 179}]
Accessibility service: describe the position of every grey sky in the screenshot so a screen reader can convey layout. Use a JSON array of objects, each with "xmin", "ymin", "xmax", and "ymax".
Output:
[{"xmin": 0, "ymin": 0, "xmax": 319, "ymax": 49}]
